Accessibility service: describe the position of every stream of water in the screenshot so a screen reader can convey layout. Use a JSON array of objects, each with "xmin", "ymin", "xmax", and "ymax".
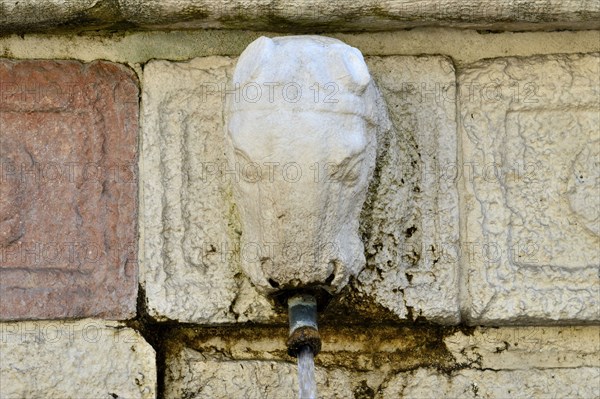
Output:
[{"xmin": 297, "ymin": 346, "xmax": 317, "ymax": 399}]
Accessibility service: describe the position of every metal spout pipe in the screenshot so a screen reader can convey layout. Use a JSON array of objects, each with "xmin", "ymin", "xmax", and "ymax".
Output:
[{"xmin": 286, "ymin": 294, "xmax": 321, "ymax": 357}]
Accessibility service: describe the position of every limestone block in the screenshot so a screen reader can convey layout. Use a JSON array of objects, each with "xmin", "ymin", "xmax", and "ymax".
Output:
[
  {"xmin": 1, "ymin": 0, "xmax": 599, "ymax": 34},
  {"xmin": 444, "ymin": 326, "xmax": 600, "ymax": 370},
  {"xmin": 140, "ymin": 57, "xmax": 275, "ymax": 323},
  {"xmin": 166, "ymin": 356, "xmax": 599, "ymax": 399},
  {"xmin": 141, "ymin": 53, "xmax": 460, "ymax": 324},
  {"xmin": 165, "ymin": 324, "xmax": 456, "ymax": 373},
  {"xmin": 0, "ymin": 320, "xmax": 156, "ymax": 398},
  {"xmin": 458, "ymin": 53, "xmax": 600, "ymax": 324},
  {"xmin": 119, "ymin": 0, "xmax": 600, "ymax": 32},
  {"xmin": 380, "ymin": 367, "xmax": 600, "ymax": 399},
  {"xmin": 164, "ymin": 325, "xmax": 599, "ymax": 398},
  {"xmin": 0, "ymin": 0, "xmax": 109, "ymax": 34},
  {"xmin": 359, "ymin": 56, "xmax": 460, "ymax": 323},
  {"xmin": 165, "ymin": 349, "xmax": 356, "ymax": 399},
  {"xmin": 0, "ymin": 59, "xmax": 139, "ymax": 320}
]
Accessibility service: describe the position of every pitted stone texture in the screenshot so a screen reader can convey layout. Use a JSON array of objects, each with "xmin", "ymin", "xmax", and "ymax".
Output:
[
  {"xmin": 380, "ymin": 367, "xmax": 600, "ymax": 399},
  {"xmin": 0, "ymin": 60, "xmax": 138, "ymax": 320},
  {"xmin": 165, "ymin": 349, "xmax": 356, "ymax": 399},
  {"xmin": 0, "ymin": 320, "xmax": 156, "ymax": 398},
  {"xmin": 119, "ymin": 0, "xmax": 600, "ymax": 32},
  {"xmin": 1, "ymin": 0, "xmax": 600, "ymax": 34},
  {"xmin": 358, "ymin": 56, "xmax": 460, "ymax": 323},
  {"xmin": 459, "ymin": 53, "xmax": 600, "ymax": 324},
  {"xmin": 164, "ymin": 325, "xmax": 600, "ymax": 398},
  {"xmin": 141, "ymin": 55, "xmax": 459, "ymax": 324},
  {"xmin": 0, "ymin": 0, "xmax": 105, "ymax": 34},
  {"xmin": 444, "ymin": 326, "xmax": 600, "ymax": 370},
  {"xmin": 141, "ymin": 57, "xmax": 274, "ymax": 323}
]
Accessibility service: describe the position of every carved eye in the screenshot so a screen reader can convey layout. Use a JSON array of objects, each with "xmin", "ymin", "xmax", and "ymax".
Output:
[
  {"xmin": 341, "ymin": 157, "xmax": 365, "ymax": 184},
  {"xmin": 234, "ymin": 149, "xmax": 263, "ymax": 183},
  {"xmin": 234, "ymin": 148, "xmax": 250, "ymax": 161},
  {"xmin": 327, "ymin": 155, "xmax": 364, "ymax": 185},
  {"xmin": 235, "ymin": 148, "xmax": 260, "ymax": 170},
  {"xmin": 342, "ymin": 159, "xmax": 363, "ymax": 183}
]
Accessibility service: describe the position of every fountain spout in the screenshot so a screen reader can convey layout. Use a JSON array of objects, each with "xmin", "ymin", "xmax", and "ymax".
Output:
[
  {"xmin": 288, "ymin": 294, "xmax": 320, "ymax": 399},
  {"xmin": 287, "ymin": 294, "xmax": 321, "ymax": 357}
]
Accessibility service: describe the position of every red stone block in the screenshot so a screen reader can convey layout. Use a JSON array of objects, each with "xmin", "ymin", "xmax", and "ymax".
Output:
[{"xmin": 0, "ymin": 60, "xmax": 139, "ymax": 320}]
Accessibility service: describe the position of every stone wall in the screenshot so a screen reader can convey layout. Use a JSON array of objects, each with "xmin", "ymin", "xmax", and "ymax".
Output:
[
  {"xmin": 1, "ymin": 0, "xmax": 599, "ymax": 34},
  {"xmin": 0, "ymin": 14, "xmax": 599, "ymax": 399}
]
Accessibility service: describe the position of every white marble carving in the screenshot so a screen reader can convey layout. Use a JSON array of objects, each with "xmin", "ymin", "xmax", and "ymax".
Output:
[{"xmin": 226, "ymin": 36, "xmax": 387, "ymax": 294}]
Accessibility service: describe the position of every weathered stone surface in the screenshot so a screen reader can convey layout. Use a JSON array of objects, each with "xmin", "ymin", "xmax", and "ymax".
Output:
[
  {"xmin": 1, "ymin": 0, "xmax": 599, "ymax": 34},
  {"xmin": 164, "ymin": 324, "xmax": 456, "ymax": 373},
  {"xmin": 121, "ymin": 0, "xmax": 600, "ymax": 32},
  {"xmin": 444, "ymin": 326, "xmax": 600, "ymax": 370},
  {"xmin": 0, "ymin": 60, "xmax": 139, "ymax": 320},
  {"xmin": 359, "ymin": 55, "xmax": 460, "ymax": 323},
  {"xmin": 380, "ymin": 367, "xmax": 600, "ymax": 398},
  {"xmin": 165, "ymin": 351, "xmax": 356, "ymax": 399},
  {"xmin": 0, "ymin": 0, "xmax": 112, "ymax": 34},
  {"xmin": 458, "ymin": 53, "xmax": 600, "ymax": 324},
  {"xmin": 164, "ymin": 325, "xmax": 600, "ymax": 398},
  {"xmin": 141, "ymin": 54, "xmax": 459, "ymax": 324},
  {"xmin": 1, "ymin": 30, "xmax": 599, "ymax": 68},
  {"xmin": 141, "ymin": 57, "xmax": 274, "ymax": 323},
  {"xmin": 167, "ymin": 356, "xmax": 599, "ymax": 398},
  {"xmin": 0, "ymin": 320, "xmax": 156, "ymax": 398}
]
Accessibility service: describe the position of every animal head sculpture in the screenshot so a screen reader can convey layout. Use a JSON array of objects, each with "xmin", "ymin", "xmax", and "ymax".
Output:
[{"xmin": 226, "ymin": 36, "xmax": 386, "ymax": 295}]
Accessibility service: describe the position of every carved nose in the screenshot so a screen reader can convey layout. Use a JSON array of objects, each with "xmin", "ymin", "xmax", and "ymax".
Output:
[{"xmin": 324, "ymin": 259, "xmax": 341, "ymax": 285}]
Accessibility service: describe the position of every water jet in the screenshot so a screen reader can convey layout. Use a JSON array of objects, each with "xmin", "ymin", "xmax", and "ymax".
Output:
[
  {"xmin": 287, "ymin": 294, "xmax": 320, "ymax": 398},
  {"xmin": 287, "ymin": 294, "xmax": 321, "ymax": 358}
]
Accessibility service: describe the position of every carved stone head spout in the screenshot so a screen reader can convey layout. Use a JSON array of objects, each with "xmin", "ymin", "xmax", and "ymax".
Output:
[{"xmin": 226, "ymin": 36, "xmax": 385, "ymax": 295}]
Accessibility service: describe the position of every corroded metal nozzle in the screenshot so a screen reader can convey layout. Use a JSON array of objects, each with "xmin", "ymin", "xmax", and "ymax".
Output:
[{"xmin": 287, "ymin": 294, "xmax": 321, "ymax": 357}]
